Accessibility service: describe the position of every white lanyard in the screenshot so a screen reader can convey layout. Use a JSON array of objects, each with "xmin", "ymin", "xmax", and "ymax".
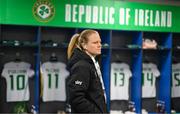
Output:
[{"xmin": 91, "ymin": 57, "xmax": 107, "ymax": 102}]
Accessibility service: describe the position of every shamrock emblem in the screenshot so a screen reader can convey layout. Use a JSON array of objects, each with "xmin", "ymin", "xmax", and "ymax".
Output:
[
  {"xmin": 39, "ymin": 5, "xmax": 49, "ymax": 16},
  {"xmin": 33, "ymin": 0, "xmax": 55, "ymax": 22}
]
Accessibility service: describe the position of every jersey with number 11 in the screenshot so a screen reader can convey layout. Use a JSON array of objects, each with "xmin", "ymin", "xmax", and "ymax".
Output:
[{"xmin": 41, "ymin": 62, "xmax": 69, "ymax": 102}]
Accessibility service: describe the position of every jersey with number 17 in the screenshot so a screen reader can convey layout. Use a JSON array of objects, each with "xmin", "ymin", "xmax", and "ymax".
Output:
[{"xmin": 1, "ymin": 62, "xmax": 34, "ymax": 102}]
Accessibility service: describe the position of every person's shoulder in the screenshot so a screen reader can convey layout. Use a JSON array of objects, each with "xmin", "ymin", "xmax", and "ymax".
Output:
[{"xmin": 74, "ymin": 59, "xmax": 92, "ymax": 68}]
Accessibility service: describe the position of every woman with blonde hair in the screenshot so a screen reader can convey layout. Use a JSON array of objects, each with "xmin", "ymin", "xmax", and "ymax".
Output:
[{"xmin": 67, "ymin": 29, "xmax": 107, "ymax": 113}]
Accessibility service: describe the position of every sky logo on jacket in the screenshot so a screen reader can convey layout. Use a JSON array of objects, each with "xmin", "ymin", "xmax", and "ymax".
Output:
[{"xmin": 75, "ymin": 80, "xmax": 82, "ymax": 85}]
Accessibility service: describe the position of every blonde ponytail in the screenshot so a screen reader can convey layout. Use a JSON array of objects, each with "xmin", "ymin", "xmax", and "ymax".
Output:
[
  {"xmin": 67, "ymin": 29, "xmax": 98, "ymax": 59},
  {"xmin": 67, "ymin": 34, "xmax": 79, "ymax": 59}
]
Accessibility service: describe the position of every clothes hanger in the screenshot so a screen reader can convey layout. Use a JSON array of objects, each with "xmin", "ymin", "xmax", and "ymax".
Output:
[
  {"xmin": 114, "ymin": 54, "xmax": 123, "ymax": 63},
  {"xmin": 49, "ymin": 52, "xmax": 58, "ymax": 62},
  {"xmin": 14, "ymin": 52, "xmax": 21, "ymax": 62},
  {"xmin": 143, "ymin": 55, "xmax": 151, "ymax": 63}
]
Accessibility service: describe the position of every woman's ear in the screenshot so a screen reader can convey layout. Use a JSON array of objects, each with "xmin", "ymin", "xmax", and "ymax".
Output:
[
  {"xmin": 84, "ymin": 45, "xmax": 87, "ymax": 50},
  {"xmin": 82, "ymin": 43, "xmax": 87, "ymax": 50}
]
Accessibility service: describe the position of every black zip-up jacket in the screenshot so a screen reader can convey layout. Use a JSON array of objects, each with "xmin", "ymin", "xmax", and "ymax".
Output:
[{"xmin": 67, "ymin": 48, "xmax": 107, "ymax": 113}]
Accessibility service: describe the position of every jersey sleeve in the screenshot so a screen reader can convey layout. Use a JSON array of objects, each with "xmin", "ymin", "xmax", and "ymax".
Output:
[
  {"xmin": 59, "ymin": 62, "xmax": 70, "ymax": 78},
  {"xmin": 64, "ymin": 68, "xmax": 70, "ymax": 78},
  {"xmin": 127, "ymin": 68, "xmax": 132, "ymax": 78},
  {"xmin": 24, "ymin": 62, "xmax": 35, "ymax": 78},
  {"xmin": 152, "ymin": 64, "xmax": 160, "ymax": 77},
  {"xmin": 1, "ymin": 63, "xmax": 9, "ymax": 78},
  {"xmin": 28, "ymin": 69, "xmax": 35, "ymax": 78},
  {"xmin": 126, "ymin": 64, "xmax": 132, "ymax": 78},
  {"xmin": 1, "ymin": 67, "xmax": 7, "ymax": 78}
]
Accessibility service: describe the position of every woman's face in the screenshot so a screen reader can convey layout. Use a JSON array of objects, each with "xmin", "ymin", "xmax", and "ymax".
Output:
[{"xmin": 84, "ymin": 32, "xmax": 102, "ymax": 57}]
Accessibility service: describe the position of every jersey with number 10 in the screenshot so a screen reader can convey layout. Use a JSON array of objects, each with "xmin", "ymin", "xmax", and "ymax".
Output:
[
  {"xmin": 172, "ymin": 63, "xmax": 180, "ymax": 98},
  {"xmin": 142, "ymin": 63, "xmax": 160, "ymax": 98},
  {"xmin": 110, "ymin": 62, "xmax": 132, "ymax": 100},
  {"xmin": 41, "ymin": 62, "xmax": 69, "ymax": 102},
  {"xmin": 1, "ymin": 62, "xmax": 34, "ymax": 102}
]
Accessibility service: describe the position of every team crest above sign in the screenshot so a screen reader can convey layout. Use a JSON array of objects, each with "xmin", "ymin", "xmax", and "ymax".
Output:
[{"xmin": 33, "ymin": 0, "xmax": 55, "ymax": 22}]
